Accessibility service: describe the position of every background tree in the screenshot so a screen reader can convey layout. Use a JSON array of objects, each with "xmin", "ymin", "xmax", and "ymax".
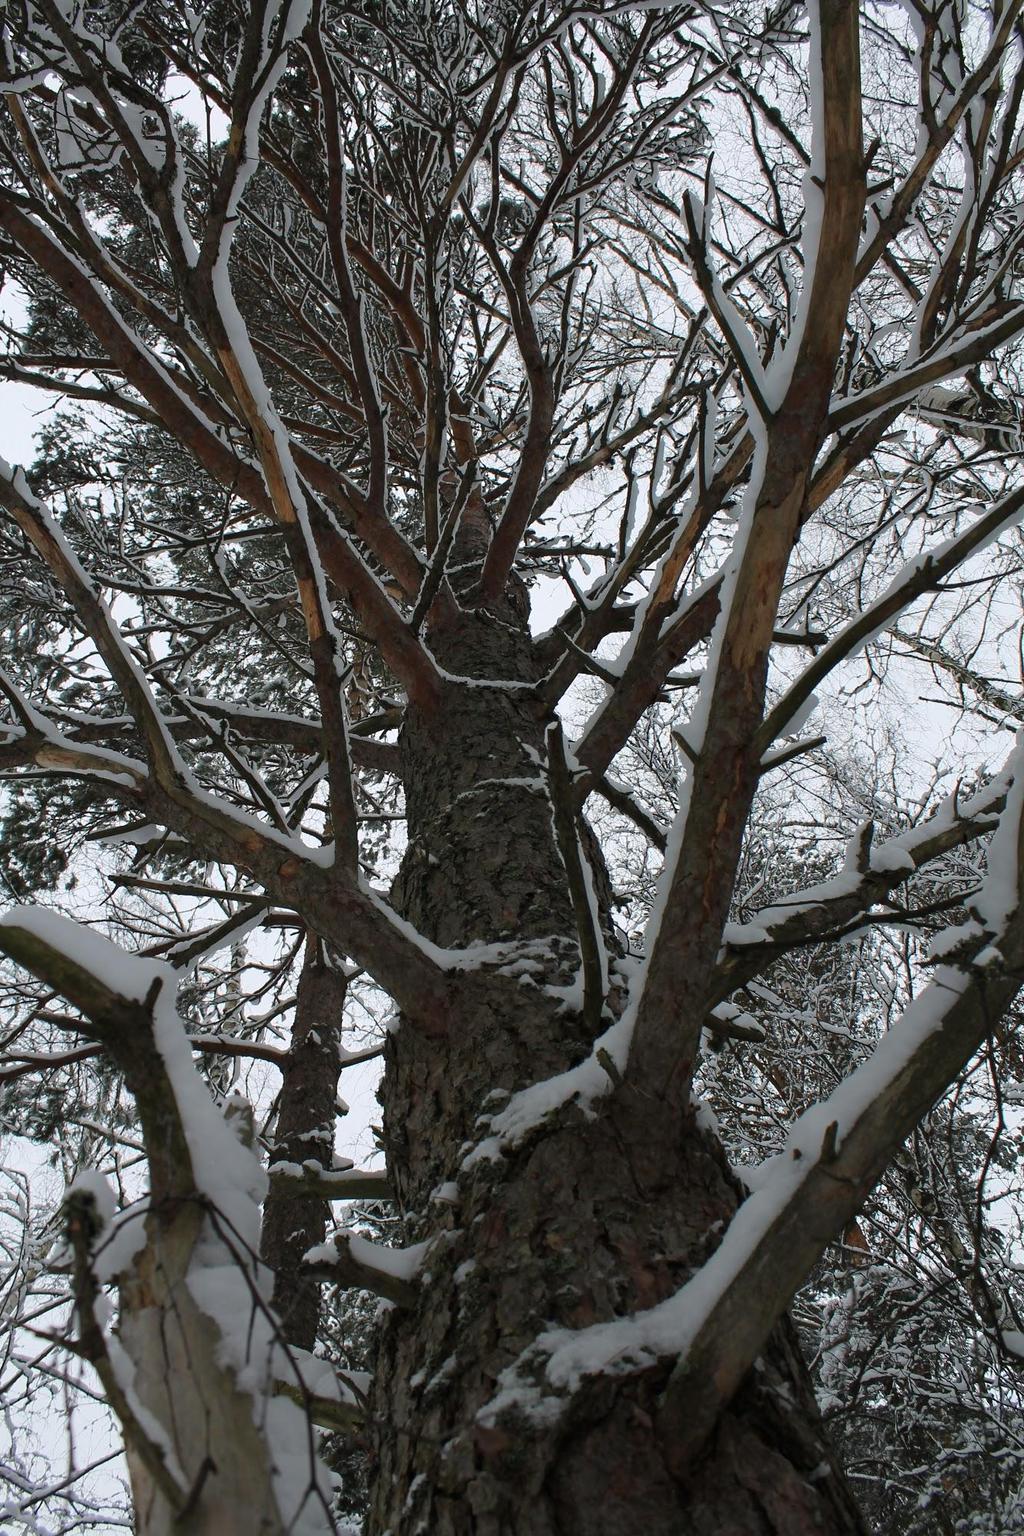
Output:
[{"xmin": 1, "ymin": 1, "xmax": 1024, "ymax": 1532}]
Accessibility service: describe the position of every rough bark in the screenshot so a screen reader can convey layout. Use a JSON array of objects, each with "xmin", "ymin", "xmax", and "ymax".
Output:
[
  {"xmin": 260, "ymin": 936, "xmax": 347, "ymax": 1350},
  {"xmin": 366, "ymin": 607, "xmax": 869, "ymax": 1536}
]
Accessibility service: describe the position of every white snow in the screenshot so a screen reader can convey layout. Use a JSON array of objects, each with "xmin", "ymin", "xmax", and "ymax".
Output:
[
  {"xmin": 972, "ymin": 735, "xmax": 1024, "ymax": 943},
  {"xmin": 462, "ymin": 1009, "xmax": 634, "ymax": 1168},
  {"xmin": 93, "ymin": 1203, "xmax": 149, "ymax": 1286},
  {"xmin": 104, "ymin": 1332, "xmax": 188, "ymax": 1491},
  {"xmin": 0, "ymin": 903, "xmax": 337, "ymax": 1528},
  {"xmin": 65, "ymin": 1167, "xmax": 117, "ymax": 1229},
  {"xmin": 303, "ymin": 1230, "xmax": 429, "ymax": 1283},
  {"xmin": 480, "ymin": 956, "xmax": 979, "ymax": 1420},
  {"xmin": 478, "ymin": 753, "xmax": 1024, "ymax": 1418},
  {"xmin": 1000, "ymin": 1329, "xmax": 1024, "ymax": 1359},
  {"xmin": 869, "ymin": 845, "xmax": 916, "ymax": 875},
  {"xmin": 0, "ymin": 905, "xmax": 164, "ymax": 1004}
]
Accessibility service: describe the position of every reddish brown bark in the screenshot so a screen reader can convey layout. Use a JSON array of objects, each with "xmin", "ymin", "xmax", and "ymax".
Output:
[{"xmin": 260, "ymin": 937, "xmax": 347, "ymax": 1351}]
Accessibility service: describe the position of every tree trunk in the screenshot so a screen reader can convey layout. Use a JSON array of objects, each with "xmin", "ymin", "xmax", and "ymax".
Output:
[
  {"xmin": 261, "ymin": 936, "xmax": 346, "ymax": 1350},
  {"xmin": 367, "ymin": 605, "xmax": 868, "ymax": 1535}
]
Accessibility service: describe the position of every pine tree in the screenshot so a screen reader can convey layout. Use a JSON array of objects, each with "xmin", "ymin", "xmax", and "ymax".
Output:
[{"xmin": 1, "ymin": 2, "xmax": 1024, "ymax": 1532}]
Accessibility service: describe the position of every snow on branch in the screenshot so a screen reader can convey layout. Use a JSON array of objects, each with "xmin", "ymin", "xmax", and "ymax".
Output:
[
  {"xmin": 712, "ymin": 769, "xmax": 1011, "ymax": 1001},
  {"xmin": 496, "ymin": 737, "xmax": 1024, "ymax": 1466},
  {"xmin": 303, "ymin": 1229, "xmax": 427, "ymax": 1308},
  {"xmin": 269, "ymin": 1162, "xmax": 393, "ymax": 1202},
  {"xmin": 757, "ymin": 483, "xmax": 1024, "ymax": 751},
  {"xmin": 0, "ymin": 905, "xmax": 338, "ymax": 1533}
]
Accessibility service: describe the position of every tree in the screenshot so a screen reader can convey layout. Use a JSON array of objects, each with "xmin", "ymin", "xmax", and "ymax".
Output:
[{"xmin": 1, "ymin": 0, "xmax": 1023, "ymax": 1531}]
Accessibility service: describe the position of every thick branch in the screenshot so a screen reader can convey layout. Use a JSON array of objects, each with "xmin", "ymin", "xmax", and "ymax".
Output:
[{"xmin": 627, "ymin": 0, "xmax": 866, "ymax": 1109}]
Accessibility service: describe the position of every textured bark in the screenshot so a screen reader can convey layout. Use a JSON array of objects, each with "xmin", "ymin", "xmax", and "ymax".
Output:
[
  {"xmin": 365, "ymin": 607, "xmax": 869, "ymax": 1536},
  {"xmin": 260, "ymin": 936, "xmax": 346, "ymax": 1350}
]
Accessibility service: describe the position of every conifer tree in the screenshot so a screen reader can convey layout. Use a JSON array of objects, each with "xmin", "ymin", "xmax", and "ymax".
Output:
[{"xmin": 1, "ymin": 3, "xmax": 1024, "ymax": 1531}]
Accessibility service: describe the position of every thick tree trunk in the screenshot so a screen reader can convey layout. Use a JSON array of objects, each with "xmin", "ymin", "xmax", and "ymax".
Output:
[{"xmin": 367, "ymin": 607, "xmax": 868, "ymax": 1535}]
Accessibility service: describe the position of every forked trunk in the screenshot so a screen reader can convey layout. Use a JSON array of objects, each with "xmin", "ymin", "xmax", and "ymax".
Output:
[{"xmin": 368, "ymin": 607, "xmax": 867, "ymax": 1535}]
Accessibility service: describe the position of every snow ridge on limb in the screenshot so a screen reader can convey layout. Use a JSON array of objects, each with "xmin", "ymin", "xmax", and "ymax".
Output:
[
  {"xmin": 269, "ymin": 1162, "xmax": 393, "ymax": 1202},
  {"xmin": 0, "ymin": 669, "xmax": 148, "ymax": 791},
  {"xmin": 477, "ymin": 735, "xmax": 1024, "ymax": 1461},
  {"xmin": 303, "ymin": 1229, "xmax": 427, "ymax": 1308},
  {"xmin": 0, "ymin": 464, "xmax": 450, "ymax": 1030}
]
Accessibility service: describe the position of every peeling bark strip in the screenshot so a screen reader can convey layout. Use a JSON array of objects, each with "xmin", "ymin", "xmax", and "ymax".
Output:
[
  {"xmin": 0, "ymin": 915, "xmax": 303, "ymax": 1536},
  {"xmin": 1, "ymin": 0, "xmax": 1024, "ymax": 1531}
]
